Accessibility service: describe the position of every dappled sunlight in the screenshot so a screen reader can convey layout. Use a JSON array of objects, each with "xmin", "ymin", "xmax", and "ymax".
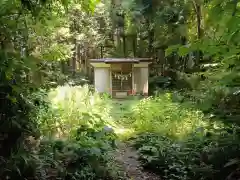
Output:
[
  {"xmin": 127, "ymin": 92, "xmax": 240, "ymax": 180},
  {"xmin": 124, "ymin": 93, "xmax": 211, "ymax": 140},
  {"xmin": 37, "ymin": 84, "xmax": 143, "ymax": 139},
  {"xmin": 3, "ymin": 0, "xmax": 240, "ymax": 179},
  {"xmin": 113, "ymin": 127, "xmax": 136, "ymax": 139},
  {"xmin": 40, "ymin": 86, "xmax": 227, "ymax": 142},
  {"xmin": 108, "ymin": 98, "xmax": 140, "ymax": 123},
  {"xmin": 37, "ymin": 84, "xmax": 115, "ymax": 137}
]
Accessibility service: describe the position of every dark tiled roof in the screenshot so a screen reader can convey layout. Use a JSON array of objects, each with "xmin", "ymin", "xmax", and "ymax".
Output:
[{"xmin": 90, "ymin": 58, "xmax": 151, "ymax": 63}]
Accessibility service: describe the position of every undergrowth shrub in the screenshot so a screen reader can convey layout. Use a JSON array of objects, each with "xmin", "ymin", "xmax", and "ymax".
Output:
[
  {"xmin": 36, "ymin": 126, "xmax": 118, "ymax": 180},
  {"xmin": 175, "ymin": 68, "xmax": 240, "ymax": 121},
  {"xmin": 2, "ymin": 126, "xmax": 119, "ymax": 180},
  {"xmin": 127, "ymin": 92, "xmax": 240, "ymax": 180},
  {"xmin": 130, "ymin": 94, "xmax": 206, "ymax": 139},
  {"xmin": 35, "ymin": 84, "xmax": 113, "ymax": 137},
  {"xmin": 133, "ymin": 128, "xmax": 240, "ymax": 180},
  {"xmin": 1, "ymin": 84, "xmax": 124, "ymax": 180}
]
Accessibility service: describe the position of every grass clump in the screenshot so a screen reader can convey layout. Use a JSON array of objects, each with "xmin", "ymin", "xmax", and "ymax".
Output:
[
  {"xmin": 36, "ymin": 84, "xmax": 114, "ymax": 137},
  {"xmin": 123, "ymin": 92, "xmax": 240, "ymax": 180},
  {"xmin": 129, "ymin": 94, "xmax": 207, "ymax": 139}
]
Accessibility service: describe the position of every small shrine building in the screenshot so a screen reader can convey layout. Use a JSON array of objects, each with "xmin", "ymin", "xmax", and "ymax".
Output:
[{"xmin": 90, "ymin": 58, "xmax": 152, "ymax": 98}]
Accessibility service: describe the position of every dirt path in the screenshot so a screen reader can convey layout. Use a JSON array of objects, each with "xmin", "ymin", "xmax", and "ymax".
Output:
[
  {"xmin": 111, "ymin": 99, "xmax": 160, "ymax": 179},
  {"xmin": 115, "ymin": 142, "xmax": 161, "ymax": 180}
]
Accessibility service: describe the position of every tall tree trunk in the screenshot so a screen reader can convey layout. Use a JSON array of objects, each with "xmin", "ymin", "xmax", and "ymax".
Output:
[
  {"xmin": 148, "ymin": 29, "xmax": 154, "ymax": 57},
  {"xmin": 23, "ymin": 14, "xmax": 31, "ymax": 83},
  {"xmin": 123, "ymin": 34, "xmax": 126, "ymax": 57},
  {"xmin": 146, "ymin": 17, "xmax": 154, "ymax": 57},
  {"xmin": 192, "ymin": 0, "xmax": 202, "ymax": 67},
  {"xmin": 60, "ymin": 61, "xmax": 65, "ymax": 74},
  {"xmin": 71, "ymin": 38, "xmax": 77, "ymax": 77},
  {"xmin": 111, "ymin": 0, "xmax": 121, "ymax": 48},
  {"xmin": 196, "ymin": 4, "xmax": 202, "ymax": 39},
  {"xmin": 100, "ymin": 45, "xmax": 104, "ymax": 58},
  {"xmin": 132, "ymin": 34, "xmax": 137, "ymax": 57}
]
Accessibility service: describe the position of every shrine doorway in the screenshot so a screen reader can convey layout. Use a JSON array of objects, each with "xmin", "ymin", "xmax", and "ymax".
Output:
[{"xmin": 110, "ymin": 63, "xmax": 133, "ymax": 98}]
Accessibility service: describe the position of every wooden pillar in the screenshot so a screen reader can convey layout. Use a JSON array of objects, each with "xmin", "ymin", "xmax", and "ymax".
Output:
[
  {"xmin": 100, "ymin": 46, "xmax": 104, "ymax": 58},
  {"xmin": 140, "ymin": 67, "xmax": 149, "ymax": 96},
  {"xmin": 94, "ymin": 67, "xmax": 110, "ymax": 93},
  {"xmin": 132, "ymin": 64, "xmax": 135, "ymax": 95},
  {"xmin": 110, "ymin": 65, "xmax": 112, "ymax": 97}
]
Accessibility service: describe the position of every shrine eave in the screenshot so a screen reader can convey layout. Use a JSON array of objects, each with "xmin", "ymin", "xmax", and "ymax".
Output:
[{"xmin": 90, "ymin": 58, "xmax": 151, "ymax": 64}]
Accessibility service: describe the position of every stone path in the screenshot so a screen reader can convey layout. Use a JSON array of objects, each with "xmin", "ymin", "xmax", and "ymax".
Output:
[{"xmin": 115, "ymin": 142, "xmax": 161, "ymax": 180}]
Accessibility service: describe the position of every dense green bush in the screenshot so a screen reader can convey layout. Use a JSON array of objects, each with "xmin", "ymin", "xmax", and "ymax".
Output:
[
  {"xmin": 34, "ymin": 84, "xmax": 113, "ymax": 137},
  {"xmin": 128, "ymin": 94, "xmax": 206, "ymax": 139},
  {"xmin": 124, "ymin": 92, "xmax": 240, "ymax": 180},
  {"xmin": 1, "ymin": 127, "xmax": 119, "ymax": 180},
  {"xmin": 133, "ymin": 127, "xmax": 240, "ymax": 180},
  {"xmin": 173, "ymin": 68, "xmax": 240, "ymax": 126},
  {"xmin": 1, "ymin": 85, "xmax": 124, "ymax": 180}
]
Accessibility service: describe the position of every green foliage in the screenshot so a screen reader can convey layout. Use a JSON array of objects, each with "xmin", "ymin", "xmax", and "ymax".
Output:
[
  {"xmin": 149, "ymin": 76, "xmax": 173, "ymax": 91},
  {"xmin": 124, "ymin": 92, "xmax": 240, "ymax": 180},
  {"xmin": 2, "ymin": 131, "xmax": 118, "ymax": 180},
  {"xmin": 1, "ymin": 85, "xmax": 123, "ymax": 180},
  {"xmin": 134, "ymin": 129, "xmax": 240, "ymax": 180},
  {"xmin": 1, "ymin": 0, "xmax": 240, "ymax": 180},
  {"xmin": 173, "ymin": 66, "xmax": 240, "ymax": 125},
  {"xmin": 35, "ymin": 85, "xmax": 113, "ymax": 137},
  {"xmin": 128, "ymin": 94, "xmax": 206, "ymax": 139},
  {"xmin": 0, "ymin": 1, "xmax": 116, "ymax": 179}
]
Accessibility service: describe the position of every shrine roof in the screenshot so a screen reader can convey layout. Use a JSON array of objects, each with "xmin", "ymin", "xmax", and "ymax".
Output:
[{"xmin": 90, "ymin": 58, "xmax": 151, "ymax": 63}]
